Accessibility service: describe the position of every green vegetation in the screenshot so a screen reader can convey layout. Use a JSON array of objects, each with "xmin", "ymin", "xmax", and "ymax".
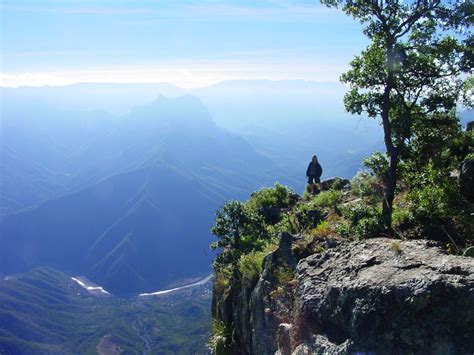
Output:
[
  {"xmin": 0, "ymin": 267, "xmax": 211, "ymax": 354},
  {"xmin": 211, "ymin": 200, "xmax": 269, "ymax": 271},
  {"xmin": 321, "ymin": 0, "xmax": 472, "ymax": 231},
  {"xmin": 351, "ymin": 171, "xmax": 383, "ymax": 201},
  {"xmin": 208, "ymin": 320, "xmax": 232, "ymax": 354},
  {"xmin": 239, "ymin": 250, "xmax": 267, "ymax": 288},
  {"xmin": 312, "ymin": 190, "xmax": 343, "ymax": 211},
  {"xmin": 390, "ymin": 241, "xmax": 402, "ymax": 254},
  {"xmin": 212, "ymin": 146, "xmax": 473, "ymax": 275},
  {"xmin": 247, "ymin": 183, "xmax": 295, "ymax": 211},
  {"xmin": 337, "ymin": 202, "xmax": 385, "ymax": 240},
  {"xmin": 210, "ymin": 185, "xmax": 296, "ymax": 305},
  {"xmin": 309, "ymin": 220, "xmax": 334, "ymax": 239},
  {"xmin": 213, "ymin": 267, "xmax": 232, "ymax": 296}
]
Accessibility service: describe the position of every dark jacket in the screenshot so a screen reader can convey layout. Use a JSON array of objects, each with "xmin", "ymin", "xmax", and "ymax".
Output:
[{"xmin": 306, "ymin": 161, "xmax": 322, "ymax": 178}]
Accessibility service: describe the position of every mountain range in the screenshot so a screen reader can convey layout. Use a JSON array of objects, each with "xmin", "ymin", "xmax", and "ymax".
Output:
[
  {"xmin": 1, "ymin": 80, "xmax": 385, "ymax": 190},
  {"xmin": 0, "ymin": 80, "xmax": 388, "ymax": 295},
  {"xmin": 0, "ymin": 94, "xmax": 285, "ymax": 294}
]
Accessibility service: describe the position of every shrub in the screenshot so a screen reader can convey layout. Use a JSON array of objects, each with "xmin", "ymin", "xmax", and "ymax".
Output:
[
  {"xmin": 391, "ymin": 206, "xmax": 413, "ymax": 229},
  {"xmin": 274, "ymin": 267, "xmax": 295, "ymax": 286},
  {"xmin": 312, "ymin": 190, "xmax": 343, "ymax": 210},
  {"xmin": 291, "ymin": 204, "xmax": 323, "ymax": 233},
  {"xmin": 211, "ymin": 201, "xmax": 269, "ymax": 271},
  {"xmin": 339, "ymin": 202, "xmax": 385, "ymax": 239},
  {"xmin": 406, "ymin": 163, "xmax": 460, "ymax": 226},
  {"xmin": 324, "ymin": 177, "xmax": 349, "ymax": 190},
  {"xmin": 353, "ymin": 215, "xmax": 385, "ymax": 239},
  {"xmin": 247, "ymin": 183, "xmax": 295, "ymax": 211},
  {"xmin": 238, "ymin": 250, "xmax": 266, "ymax": 288},
  {"xmin": 268, "ymin": 212, "xmax": 300, "ymax": 235},
  {"xmin": 363, "ymin": 152, "xmax": 389, "ymax": 180},
  {"xmin": 271, "ymin": 267, "xmax": 297, "ymax": 300},
  {"xmin": 408, "ymin": 184, "xmax": 452, "ymax": 224},
  {"xmin": 208, "ymin": 319, "xmax": 232, "ymax": 355},
  {"xmin": 351, "ymin": 171, "xmax": 383, "ymax": 200},
  {"xmin": 310, "ymin": 220, "xmax": 333, "ymax": 239},
  {"xmin": 213, "ymin": 267, "xmax": 232, "ymax": 295}
]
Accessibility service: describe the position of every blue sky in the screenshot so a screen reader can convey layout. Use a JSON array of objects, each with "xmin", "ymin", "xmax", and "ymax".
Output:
[{"xmin": 1, "ymin": 0, "xmax": 367, "ymax": 87}]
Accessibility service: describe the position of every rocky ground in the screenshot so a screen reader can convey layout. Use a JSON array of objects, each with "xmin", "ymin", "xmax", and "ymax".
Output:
[{"xmin": 214, "ymin": 233, "xmax": 474, "ymax": 354}]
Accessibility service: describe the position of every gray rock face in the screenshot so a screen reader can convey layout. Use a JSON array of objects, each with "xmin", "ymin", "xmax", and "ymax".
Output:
[
  {"xmin": 249, "ymin": 233, "xmax": 301, "ymax": 355},
  {"xmin": 212, "ymin": 236, "xmax": 474, "ymax": 355},
  {"xmin": 296, "ymin": 238, "xmax": 474, "ymax": 354}
]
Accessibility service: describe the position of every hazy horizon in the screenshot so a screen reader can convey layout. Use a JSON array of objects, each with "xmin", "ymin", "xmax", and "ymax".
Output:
[
  {"xmin": 1, "ymin": 0, "xmax": 367, "ymax": 88},
  {"xmin": 0, "ymin": 78, "xmax": 348, "ymax": 89}
]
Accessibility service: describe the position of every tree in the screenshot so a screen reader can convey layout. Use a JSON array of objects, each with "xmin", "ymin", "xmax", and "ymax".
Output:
[
  {"xmin": 211, "ymin": 201, "xmax": 268, "ymax": 270},
  {"xmin": 321, "ymin": 0, "xmax": 473, "ymax": 231}
]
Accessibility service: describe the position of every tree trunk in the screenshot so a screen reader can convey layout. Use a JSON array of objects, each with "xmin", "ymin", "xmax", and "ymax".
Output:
[
  {"xmin": 381, "ymin": 38, "xmax": 397, "ymax": 233},
  {"xmin": 383, "ymin": 149, "xmax": 398, "ymax": 232}
]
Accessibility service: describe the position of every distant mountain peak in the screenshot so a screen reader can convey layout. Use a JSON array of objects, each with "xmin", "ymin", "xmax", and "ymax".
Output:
[{"xmin": 130, "ymin": 94, "xmax": 215, "ymax": 127}]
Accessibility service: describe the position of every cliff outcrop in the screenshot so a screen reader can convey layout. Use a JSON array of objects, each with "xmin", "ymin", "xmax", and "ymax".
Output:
[{"xmin": 213, "ymin": 234, "xmax": 474, "ymax": 354}]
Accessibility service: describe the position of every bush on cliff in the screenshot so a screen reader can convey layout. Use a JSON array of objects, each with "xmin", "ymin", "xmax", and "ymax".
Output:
[
  {"xmin": 209, "ymin": 320, "xmax": 232, "ymax": 354},
  {"xmin": 311, "ymin": 190, "xmax": 343, "ymax": 211},
  {"xmin": 239, "ymin": 249, "xmax": 268, "ymax": 289},
  {"xmin": 211, "ymin": 201, "xmax": 268, "ymax": 271},
  {"xmin": 247, "ymin": 183, "xmax": 295, "ymax": 212},
  {"xmin": 337, "ymin": 202, "xmax": 385, "ymax": 240}
]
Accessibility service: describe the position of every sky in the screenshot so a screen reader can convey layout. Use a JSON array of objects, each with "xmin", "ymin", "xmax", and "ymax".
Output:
[{"xmin": 0, "ymin": 0, "xmax": 368, "ymax": 88}]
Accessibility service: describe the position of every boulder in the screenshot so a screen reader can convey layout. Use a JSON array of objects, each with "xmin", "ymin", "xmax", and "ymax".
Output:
[
  {"xmin": 296, "ymin": 238, "xmax": 474, "ymax": 354},
  {"xmin": 213, "ymin": 234, "xmax": 474, "ymax": 355},
  {"xmin": 320, "ymin": 177, "xmax": 350, "ymax": 191}
]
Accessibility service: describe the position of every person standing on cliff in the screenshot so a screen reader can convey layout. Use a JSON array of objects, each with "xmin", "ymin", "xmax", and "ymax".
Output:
[{"xmin": 306, "ymin": 155, "xmax": 323, "ymax": 195}]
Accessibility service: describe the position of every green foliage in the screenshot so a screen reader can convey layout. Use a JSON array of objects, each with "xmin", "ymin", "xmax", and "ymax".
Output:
[
  {"xmin": 238, "ymin": 250, "xmax": 267, "ymax": 288},
  {"xmin": 409, "ymin": 185, "xmax": 449, "ymax": 223},
  {"xmin": 290, "ymin": 205, "xmax": 322, "ymax": 234},
  {"xmin": 321, "ymin": 0, "xmax": 471, "ymax": 229},
  {"xmin": 391, "ymin": 205, "xmax": 413, "ymax": 229},
  {"xmin": 274, "ymin": 267, "xmax": 295, "ymax": 286},
  {"xmin": 402, "ymin": 163, "xmax": 461, "ymax": 226},
  {"xmin": 292, "ymin": 190, "xmax": 343, "ymax": 234},
  {"xmin": 214, "ymin": 267, "xmax": 232, "ymax": 295},
  {"xmin": 209, "ymin": 320, "xmax": 232, "ymax": 355},
  {"xmin": 351, "ymin": 171, "xmax": 383, "ymax": 200},
  {"xmin": 267, "ymin": 212, "xmax": 299, "ymax": 236},
  {"xmin": 338, "ymin": 202, "xmax": 385, "ymax": 240},
  {"xmin": 402, "ymin": 111, "xmax": 466, "ymax": 175},
  {"xmin": 247, "ymin": 183, "xmax": 295, "ymax": 211},
  {"xmin": 324, "ymin": 177, "xmax": 349, "ymax": 190},
  {"xmin": 363, "ymin": 152, "xmax": 389, "ymax": 180},
  {"xmin": 311, "ymin": 190, "xmax": 343, "ymax": 211},
  {"xmin": 309, "ymin": 220, "xmax": 333, "ymax": 239},
  {"xmin": 211, "ymin": 200, "xmax": 268, "ymax": 270}
]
